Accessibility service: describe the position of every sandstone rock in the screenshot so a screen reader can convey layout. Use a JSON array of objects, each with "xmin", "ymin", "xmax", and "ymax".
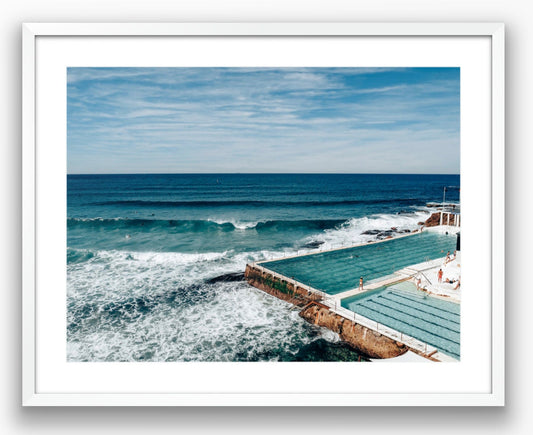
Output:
[
  {"xmin": 299, "ymin": 304, "xmax": 407, "ymax": 359},
  {"xmin": 247, "ymin": 264, "xmax": 408, "ymax": 360}
]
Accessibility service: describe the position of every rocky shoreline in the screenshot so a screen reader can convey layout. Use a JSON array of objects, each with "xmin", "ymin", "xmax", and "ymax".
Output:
[
  {"xmin": 244, "ymin": 264, "xmax": 407, "ymax": 359},
  {"xmin": 298, "ymin": 303, "xmax": 407, "ymax": 359}
]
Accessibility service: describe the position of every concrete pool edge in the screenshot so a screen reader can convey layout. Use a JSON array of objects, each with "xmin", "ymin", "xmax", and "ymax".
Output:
[
  {"xmin": 255, "ymin": 225, "xmax": 460, "ymax": 267},
  {"xmin": 245, "ymin": 263, "xmax": 407, "ymax": 359},
  {"xmin": 256, "ymin": 228, "xmax": 425, "ymax": 266},
  {"xmin": 244, "ymin": 262, "xmax": 454, "ymax": 361},
  {"xmin": 255, "ymin": 229, "xmax": 459, "ymax": 296},
  {"xmin": 245, "ymin": 228, "xmax": 461, "ymax": 362}
]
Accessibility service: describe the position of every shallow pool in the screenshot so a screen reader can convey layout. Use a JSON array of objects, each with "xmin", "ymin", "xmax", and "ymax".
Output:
[
  {"xmin": 260, "ymin": 231, "xmax": 456, "ymax": 295},
  {"xmin": 341, "ymin": 281, "xmax": 460, "ymax": 359}
]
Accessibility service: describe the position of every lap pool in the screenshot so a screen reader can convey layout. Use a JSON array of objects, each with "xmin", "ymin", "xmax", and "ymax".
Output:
[
  {"xmin": 341, "ymin": 281, "xmax": 460, "ymax": 359},
  {"xmin": 260, "ymin": 231, "xmax": 457, "ymax": 295}
]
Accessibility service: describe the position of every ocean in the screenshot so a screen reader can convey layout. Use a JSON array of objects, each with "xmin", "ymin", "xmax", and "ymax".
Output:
[{"xmin": 67, "ymin": 173, "xmax": 460, "ymax": 362}]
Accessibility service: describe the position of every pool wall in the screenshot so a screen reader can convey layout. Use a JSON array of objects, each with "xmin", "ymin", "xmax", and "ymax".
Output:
[
  {"xmin": 244, "ymin": 263, "xmax": 408, "ymax": 359},
  {"xmin": 299, "ymin": 304, "xmax": 408, "ymax": 359},
  {"xmin": 244, "ymin": 264, "xmax": 318, "ymax": 305}
]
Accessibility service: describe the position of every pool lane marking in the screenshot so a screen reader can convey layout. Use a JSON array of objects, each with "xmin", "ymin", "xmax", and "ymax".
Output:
[{"xmin": 355, "ymin": 300, "xmax": 460, "ymax": 346}]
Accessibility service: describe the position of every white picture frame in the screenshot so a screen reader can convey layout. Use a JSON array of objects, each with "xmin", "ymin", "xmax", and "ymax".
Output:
[{"xmin": 22, "ymin": 22, "xmax": 505, "ymax": 406}]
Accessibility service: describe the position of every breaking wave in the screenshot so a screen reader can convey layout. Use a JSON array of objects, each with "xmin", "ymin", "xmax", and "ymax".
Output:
[
  {"xmin": 302, "ymin": 210, "xmax": 432, "ymax": 251},
  {"xmin": 67, "ymin": 217, "xmax": 347, "ymax": 232},
  {"xmin": 66, "ymin": 247, "xmax": 345, "ymax": 362},
  {"xmin": 67, "ymin": 209, "xmax": 432, "ymax": 362}
]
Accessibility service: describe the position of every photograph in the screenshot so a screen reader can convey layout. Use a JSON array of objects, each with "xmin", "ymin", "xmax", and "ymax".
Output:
[{"xmin": 66, "ymin": 66, "xmax": 461, "ymax": 363}]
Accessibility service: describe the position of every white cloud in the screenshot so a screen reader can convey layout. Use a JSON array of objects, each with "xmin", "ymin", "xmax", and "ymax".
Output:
[{"xmin": 67, "ymin": 67, "xmax": 459, "ymax": 174}]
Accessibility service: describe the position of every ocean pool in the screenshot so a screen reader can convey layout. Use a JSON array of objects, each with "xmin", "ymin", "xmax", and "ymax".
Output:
[
  {"xmin": 260, "ymin": 231, "xmax": 457, "ymax": 295},
  {"xmin": 341, "ymin": 281, "xmax": 460, "ymax": 359}
]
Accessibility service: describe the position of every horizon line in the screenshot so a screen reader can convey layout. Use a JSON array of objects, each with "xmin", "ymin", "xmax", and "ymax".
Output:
[{"xmin": 67, "ymin": 172, "xmax": 461, "ymax": 176}]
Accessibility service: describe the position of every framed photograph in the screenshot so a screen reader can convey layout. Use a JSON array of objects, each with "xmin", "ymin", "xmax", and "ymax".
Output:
[{"xmin": 22, "ymin": 23, "xmax": 504, "ymax": 406}]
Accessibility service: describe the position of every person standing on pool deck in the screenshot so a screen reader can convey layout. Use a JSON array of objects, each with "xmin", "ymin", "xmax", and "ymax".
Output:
[
  {"xmin": 438, "ymin": 269, "xmax": 443, "ymax": 283},
  {"xmin": 359, "ymin": 277, "xmax": 364, "ymax": 290}
]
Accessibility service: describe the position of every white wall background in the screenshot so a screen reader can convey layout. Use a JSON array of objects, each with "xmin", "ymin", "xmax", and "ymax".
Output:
[{"xmin": 1, "ymin": 0, "xmax": 530, "ymax": 433}]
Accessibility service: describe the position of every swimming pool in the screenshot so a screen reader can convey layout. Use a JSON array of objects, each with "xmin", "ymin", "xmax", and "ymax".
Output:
[
  {"xmin": 341, "ymin": 281, "xmax": 460, "ymax": 359},
  {"xmin": 260, "ymin": 231, "xmax": 457, "ymax": 295}
]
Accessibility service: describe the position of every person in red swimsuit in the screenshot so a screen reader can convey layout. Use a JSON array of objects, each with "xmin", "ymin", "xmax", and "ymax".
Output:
[{"xmin": 438, "ymin": 269, "xmax": 443, "ymax": 283}]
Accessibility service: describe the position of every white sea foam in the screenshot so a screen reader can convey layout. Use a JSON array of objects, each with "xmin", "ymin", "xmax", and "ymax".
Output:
[
  {"xmin": 67, "ymin": 247, "xmax": 291, "ymax": 301},
  {"xmin": 208, "ymin": 218, "xmax": 261, "ymax": 230},
  {"xmin": 67, "ymin": 281, "xmax": 317, "ymax": 362},
  {"xmin": 318, "ymin": 328, "xmax": 341, "ymax": 343},
  {"xmin": 67, "ymin": 210, "xmax": 432, "ymax": 362},
  {"xmin": 305, "ymin": 211, "xmax": 431, "ymax": 251}
]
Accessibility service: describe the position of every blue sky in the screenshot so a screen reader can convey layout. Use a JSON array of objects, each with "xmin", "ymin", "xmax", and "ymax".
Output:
[{"xmin": 67, "ymin": 67, "xmax": 460, "ymax": 174}]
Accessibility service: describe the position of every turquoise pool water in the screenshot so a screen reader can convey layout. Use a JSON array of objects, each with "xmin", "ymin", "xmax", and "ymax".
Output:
[
  {"xmin": 260, "ymin": 231, "xmax": 456, "ymax": 295},
  {"xmin": 341, "ymin": 281, "xmax": 460, "ymax": 359}
]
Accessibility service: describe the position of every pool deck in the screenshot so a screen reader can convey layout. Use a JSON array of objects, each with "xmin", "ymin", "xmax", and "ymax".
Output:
[{"xmin": 246, "ymin": 226, "xmax": 461, "ymax": 362}]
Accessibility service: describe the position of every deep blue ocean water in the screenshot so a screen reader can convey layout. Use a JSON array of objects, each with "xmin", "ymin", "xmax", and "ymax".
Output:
[{"xmin": 67, "ymin": 173, "xmax": 459, "ymax": 361}]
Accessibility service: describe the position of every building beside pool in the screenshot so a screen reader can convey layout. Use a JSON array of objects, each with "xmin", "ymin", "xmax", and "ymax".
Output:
[{"xmin": 244, "ymin": 219, "xmax": 461, "ymax": 362}]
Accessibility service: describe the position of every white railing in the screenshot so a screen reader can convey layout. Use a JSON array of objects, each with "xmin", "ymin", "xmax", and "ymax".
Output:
[
  {"xmin": 439, "ymin": 211, "xmax": 461, "ymax": 228},
  {"xmin": 247, "ymin": 262, "xmax": 436, "ymax": 356},
  {"xmin": 417, "ymin": 271, "xmax": 433, "ymax": 286},
  {"xmin": 326, "ymin": 303, "xmax": 433, "ymax": 355}
]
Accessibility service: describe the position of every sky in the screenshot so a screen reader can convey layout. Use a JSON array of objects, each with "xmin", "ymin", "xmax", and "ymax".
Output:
[{"xmin": 67, "ymin": 67, "xmax": 460, "ymax": 174}]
